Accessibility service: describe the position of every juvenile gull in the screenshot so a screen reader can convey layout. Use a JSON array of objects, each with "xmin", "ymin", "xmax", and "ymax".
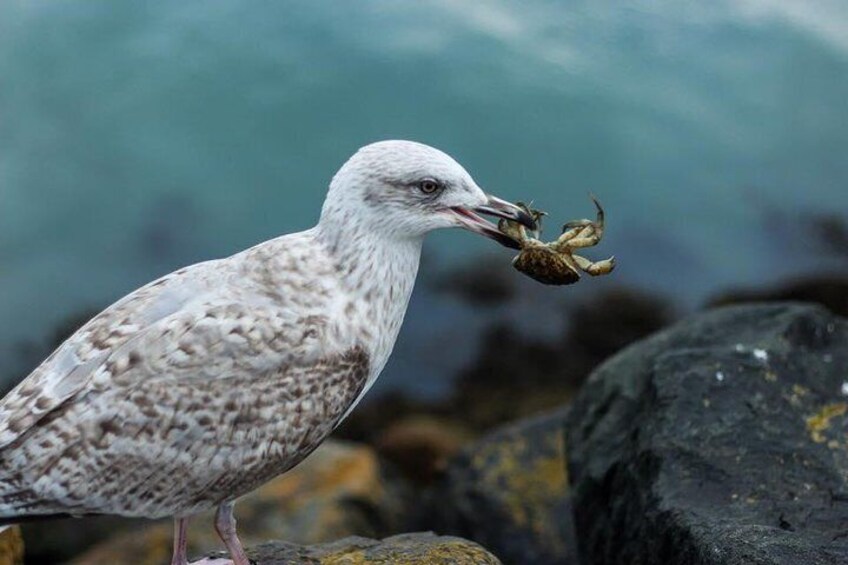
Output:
[{"xmin": 0, "ymin": 140, "xmax": 534, "ymax": 564}]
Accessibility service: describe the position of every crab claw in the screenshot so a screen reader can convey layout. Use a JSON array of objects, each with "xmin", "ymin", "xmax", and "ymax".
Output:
[
  {"xmin": 452, "ymin": 195, "xmax": 537, "ymax": 250},
  {"xmin": 586, "ymin": 256, "xmax": 616, "ymax": 276},
  {"xmin": 589, "ymin": 193, "xmax": 604, "ymax": 225},
  {"xmin": 562, "ymin": 194, "xmax": 605, "ymax": 232}
]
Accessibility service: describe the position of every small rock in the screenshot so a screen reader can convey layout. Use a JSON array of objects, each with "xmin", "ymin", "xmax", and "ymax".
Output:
[
  {"xmin": 207, "ymin": 532, "xmax": 501, "ymax": 564},
  {"xmin": 73, "ymin": 440, "xmax": 409, "ymax": 564},
  {"xmin": 567, "ymin": 303, "xmax": 848, "ymax": 564},
  {"xmin": 0, "ymin": 526, "xmax": 24, "ymax": 565},
  {"xmin": 433, "ymin": 408, "xmax": 577, "ymax": 565}
]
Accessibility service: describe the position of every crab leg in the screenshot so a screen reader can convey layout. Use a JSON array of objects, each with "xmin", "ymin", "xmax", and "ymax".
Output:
[
  {"xmin": 564, "ymin": 226, "xmax": 601, "ymax": 248},
  {"xmin": 557, "ymin": 195, "xmax": 606, "ymax": 249},
  {"xmin": 573, "ymin": 254, "xmax": 616, "ymax": 276},
  {"xmin": 558, "ymin": 224, "xmax": 587, "ymax": 243}
]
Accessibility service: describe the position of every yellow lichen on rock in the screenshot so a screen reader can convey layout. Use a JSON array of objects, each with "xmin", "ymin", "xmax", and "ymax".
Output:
[
  {"xmin": 293, "ymin": 533, "xmax": 501, "ymax": 565},
  {"xmin": 438, "ymin": 410, "xmax": 573, "ymax": 563},
  {"xmin": 192, "ymin": 533, "xmax": 501, "ymax": 564},
  {"xmin": 239, "ymin": 439, "xmax": 387, "ymax": 544},
  {"xmin": 470, "ymin": 431, "xmax": 567, "ymax": 537},
  {"xmin": 0, "ymin": 526, "xmax": 24, "ymax": 565},
  {"xmin": 805, "ymin": 402, "xmax": 848, "ymax": 443}
]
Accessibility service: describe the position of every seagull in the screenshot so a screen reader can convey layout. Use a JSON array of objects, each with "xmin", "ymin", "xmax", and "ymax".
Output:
[{"xmin": 0, "ymin": 140, "xmax": 535, "ymax": 565}]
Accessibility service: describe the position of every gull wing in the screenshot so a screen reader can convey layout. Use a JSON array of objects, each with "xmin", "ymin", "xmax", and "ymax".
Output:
[
  {"xmin": 0, "ymin": 260, "xmax": 225, "ymax": 448},
  {"xmin": 0, "ymin": 299, "xmax": 368, "ymax": 518}
]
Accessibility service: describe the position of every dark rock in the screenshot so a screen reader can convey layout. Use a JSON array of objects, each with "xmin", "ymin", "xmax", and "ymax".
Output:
[
  {"xmin": 450, "ymin": 287, "xmax": 674, "ymax": 432},
  {"xmin": 24, "ymin": 515, "xmax": 144, "ymax": 565},
  {"xmin": 207, "ymin": 532, "xmax": 501, "ymax": 564},
  {"xmin": 434, "ymin": 408, "xmax": 577, "ymax": 565},
  {"xmin": 375, "ymin": 416, "xmax": 474, "ymax": 485},
  {"xmin": 710, "ymin": 273, "xmax": 848, "ymax": 317},
  {"xmin": 435, "ymin": 258, "xmax": 517, "ymax": 307},
  {"xmin": 811, "ymin": 214, "xmax": 848, "ymax": 259},
  {"xmin": 566, "ymin": 303, "xmax": 848, "ymax": 565},
  {"xmin": 562, "ymin": 287, "xmax": 675, "ymax": 360}
]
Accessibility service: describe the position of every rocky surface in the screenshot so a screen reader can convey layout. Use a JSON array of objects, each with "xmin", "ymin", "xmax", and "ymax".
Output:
[
  {"xmin": 375, "ymin": 415, "xmax": 473, "ymax": 485},
  {"xmin": 567, "ymin": 303, "xmax": 848, "ymax": 564},
  {"xmin": 710, "ymin": 274, "xmax": 848, "ymax": 318},
  {"xmin": 0, "ymin": 527, "xmax": 24, "ymax": 565},
  {"xmin": 204, "ymin": 532, "xmax": 501, "ymax": 564},
  {"xmin": 449, "ymin": 287, "xmax": 675, "ymax": 432},
  {"xmin": 434, "ymin": 408, "xmax": 576, "ymax": 565},
  {"xmin": 73, "ymin": 440, "xmax": 411, "ymax": 564}
]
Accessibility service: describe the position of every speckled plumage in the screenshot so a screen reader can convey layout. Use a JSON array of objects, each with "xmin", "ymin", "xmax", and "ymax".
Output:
[
  {"xmin": 0, "ymin": 230, "xmax": 383, "ymax": 519},
  {"xmin": 0, "ymin": 140, "xmax": 532, "ymax": 564}
]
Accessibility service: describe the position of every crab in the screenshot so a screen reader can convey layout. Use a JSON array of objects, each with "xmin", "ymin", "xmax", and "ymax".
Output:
[{"xmin": 497, "ymin": 196, "xmax": 616, "ymax": 285}]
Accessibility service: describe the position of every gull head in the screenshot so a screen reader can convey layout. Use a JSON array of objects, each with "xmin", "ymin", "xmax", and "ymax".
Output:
[{"xmin": 321, "ymin": 140, "xmax": 536, "ymax": 249}]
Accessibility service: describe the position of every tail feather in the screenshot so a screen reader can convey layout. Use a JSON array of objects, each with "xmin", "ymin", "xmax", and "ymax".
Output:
[{"xmin": 0, "ymin": 489, "xmax": 91, "ymax": 525}]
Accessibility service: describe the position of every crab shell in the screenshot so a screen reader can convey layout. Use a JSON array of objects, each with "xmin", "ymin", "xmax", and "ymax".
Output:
[{"xmin": 512, "ymin": 245, "xmax": 580, "ymax": 285}]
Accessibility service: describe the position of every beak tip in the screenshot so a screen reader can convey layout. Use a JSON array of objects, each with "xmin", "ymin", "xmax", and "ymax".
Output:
[
  {"xmin": 517, "ymin": 210, "xmax": 537, "ymax": 231},
  {"xmin": 479, "ymin": 195, "xmax": 538, "ymax": 230},
  {"xmin": 466, "ymin": 195, "xmax": 538, "ymax": 248}
]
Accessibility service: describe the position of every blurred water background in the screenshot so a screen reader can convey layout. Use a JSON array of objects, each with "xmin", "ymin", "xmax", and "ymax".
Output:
[{"xmin": 1, "ymin": 0, "xmax": 846, "ymax": 398}]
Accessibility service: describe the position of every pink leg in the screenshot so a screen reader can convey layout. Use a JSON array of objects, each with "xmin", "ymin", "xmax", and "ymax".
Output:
[
  {"xmin": 214, "ymin": 501, "xmax": 250, "ymax": 565},
  {"xmin": 171, "ymin": 517, "xmax": 190, "ymax": 565}
]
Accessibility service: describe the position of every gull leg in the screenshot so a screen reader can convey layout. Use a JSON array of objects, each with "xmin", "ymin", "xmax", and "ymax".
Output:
[
  {"xmin": 214, "ymin": 501, "xmax": 250, "ymax": 565},
  {"xmin": 180, "ymin": 513, "xmax": 233, "ymax": 565},
  {"xmin": 171, "ymin": 517, "xmax": 190, "ymax": 565}
]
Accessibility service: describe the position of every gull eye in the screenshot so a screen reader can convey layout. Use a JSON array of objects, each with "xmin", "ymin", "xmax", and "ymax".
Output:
[{"xmin": 418, "ymin": 179, "xmax": 441, "ymax": 195}]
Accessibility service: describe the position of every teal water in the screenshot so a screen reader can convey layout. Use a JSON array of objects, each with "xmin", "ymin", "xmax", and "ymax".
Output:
[{"xmin": 1, "ymin": 1, "xmax": 847, "ymax": 394}]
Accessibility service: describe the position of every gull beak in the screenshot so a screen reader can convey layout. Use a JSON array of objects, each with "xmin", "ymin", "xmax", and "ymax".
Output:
[{"xmin": 451, "ymin": 194, "xmax": 537, "ymax": 250}]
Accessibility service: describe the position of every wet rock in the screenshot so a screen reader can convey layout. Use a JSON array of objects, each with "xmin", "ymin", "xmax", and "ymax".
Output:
[
  {"xmin": 206, "ymin": 532, "xmax": 501, "ymax": 564},
  {"xmin": 73, "ymin": 440, "xmax": 410, "ymax": 564},
  {"xmin": 434, "ymin": 408, "xmax": 577, "ymax": 565},
  {"xmin": 435, "ymin": 257, "xmax": 518, "ymax": 307},
  {"xmin": 0, "ymin": 526, "xmax": 24, "ymax": 565},
  {"xmin": 22, "ymin": 515, "xmax": 144, "ymax": 564},
  {"xmin": 452, "ymin": 287, "xmax": 674, "ymax": 431},
  {"xmin": 375, "ymin": 415, "xmax": 474, "ymax": 485},
  {"xmin": 710, "ymin": 274, "xmax": 848, "ymax": 317},
  {"xmin": 567, "ymin": 303, "xmax": 848, "ymax": 564}
]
